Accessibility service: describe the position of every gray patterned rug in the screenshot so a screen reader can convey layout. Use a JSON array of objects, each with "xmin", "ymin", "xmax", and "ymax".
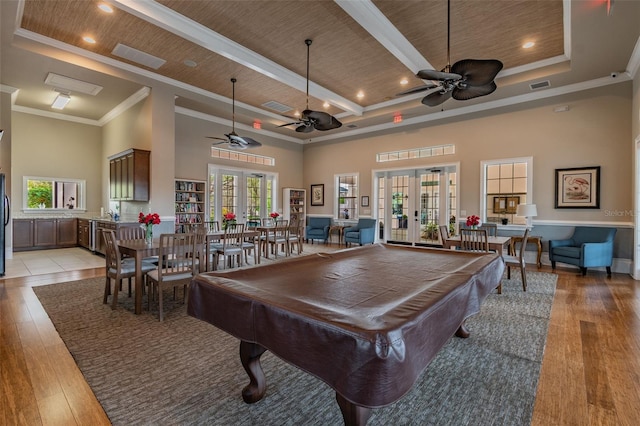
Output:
[{"xmin": 34, "ymin": 269, "xmax": 557, "ymax": 426}]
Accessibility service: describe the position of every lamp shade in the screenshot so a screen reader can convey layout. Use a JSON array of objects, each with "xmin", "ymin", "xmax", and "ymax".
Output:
[{"xmin": 516, "ymin": 204, "xmax": 537, "ymax": 217}]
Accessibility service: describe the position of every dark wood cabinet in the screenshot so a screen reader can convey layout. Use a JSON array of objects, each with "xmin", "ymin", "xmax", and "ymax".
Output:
[
  {"xmin": 109, "ymin": 149, "xmax": 150, "ymax": 201},
  {"xmin": 94, "ymin": 221, "xmax": 139, "ymax": 255},
  {"xmin": 13, "ymin": 219, "xmax": 34, "ymax": 249},
  {"xmin": 78, "ymin": 218, "xmax": 91, "ymax": 249},
  {"xmin": 14, "ymin": 218, "xmax": 78, "ymax": 251}
]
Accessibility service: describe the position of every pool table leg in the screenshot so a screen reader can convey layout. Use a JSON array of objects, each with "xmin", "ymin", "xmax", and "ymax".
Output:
[
  {"xmin": 455, "ymin": 323, "xmax": 470, "ymax": 338},
  {"xmin": 336, "ymin": 393, "xmax": 372, "ymax": 426},
  {"xmin": 240, "ymin": 341, "xmax": 267, "ymax": 403}
]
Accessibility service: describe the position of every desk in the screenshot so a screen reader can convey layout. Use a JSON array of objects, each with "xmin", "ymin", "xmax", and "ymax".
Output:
[
  {"xmin": 188, "ymin": 244, "xmax": 504, "ymax": 425},
  {"xmin": 510, "ymin": 235, "xmax": 542, "ymax": 267},
  {"xmin": 443, "ymin": 235, "xmax": 511, "ymax": 255},
  {"xmin": 117, "ymin": 239, "xmax": 159, "ymax": 314}
]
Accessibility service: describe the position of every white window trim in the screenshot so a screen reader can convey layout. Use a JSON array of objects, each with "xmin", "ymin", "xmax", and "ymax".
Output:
[
  {"xmin": 334, "ymin": 172, "xmax": 359, "ymax": 220},
  {"xmin": 479, "ymin": 156, "xmax": 533, "ymax": 224}
]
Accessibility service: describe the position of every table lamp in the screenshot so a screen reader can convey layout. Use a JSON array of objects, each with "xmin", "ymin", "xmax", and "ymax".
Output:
[{"xmin": 516, "ymin": 204, "xmax": 537, "ymax": 229}]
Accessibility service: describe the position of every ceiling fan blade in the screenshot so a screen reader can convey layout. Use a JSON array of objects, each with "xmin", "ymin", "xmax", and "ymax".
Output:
[
  {"xmin": 396, "ymin": 83, "xmax": 439, "ymax": 96},
  {"xmin": 277, "ymin": 122, "xmax": 300, "ymax": 128},
  {"xmin": 296, "ymin": 124, "xmax": 314, "ymax": 133},
  {"xmin": 209, "ymin": 140, "xmax": 228, "ymax": 146},
  {"xmin": 421, "ymin": 90, "xmax": 453, "ymax": 107},
  {"xmin": 228, "ymin": 134, "xmax": 262, "ymax": 147},
  {"xmin": 451, "ymin": 59, "xmax": 503, "ymax": 86},
  {"xmin": 452, "ymin": 82, "xmax": 497, "ymax": 101},
  {"xmin": 304, "ymin": 110, "xmax": 342, "ymax": 130},
  {"xmin": 206, "ymin": 136, "xmax": 226, "ymax": 141},
  {"xmin": 416, "ymin": 69, "xmax": 461, "ymax": 81}
]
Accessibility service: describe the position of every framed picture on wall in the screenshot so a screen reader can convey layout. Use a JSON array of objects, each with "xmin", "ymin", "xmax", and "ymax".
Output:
[
  {"xmin": 493, "ymin": 197, "xmax": 506, "ymax": 213},
  {"xmin": 361, "ymin": 196, "xmax": 369, "ymax": 207},
  {"xmin": 311, "ymin": 184, "xmax": 324, "ymax": 206},
  {"xmin": 555, "ymin": 166, "xmax": 600, "ymax": 209},
  {"xmin": 506, "ymin": 196, "xmax": 520, "ymax": 214}
]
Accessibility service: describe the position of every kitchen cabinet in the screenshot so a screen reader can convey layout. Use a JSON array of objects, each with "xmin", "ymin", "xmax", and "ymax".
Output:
[
  {"xmin": 77, "ymin": 218, "xmax": 91, "ymax": 250},
  {"xmin": 13, "ymin": 218, "xmax": 77, "ymax": 251},
  {"xmin": 94, "ymin": 220, "xmax": 139, "ymax": 256},
  {"xmin": 109, "ymin": 149, "xmax": 150, "ymax": 201}
]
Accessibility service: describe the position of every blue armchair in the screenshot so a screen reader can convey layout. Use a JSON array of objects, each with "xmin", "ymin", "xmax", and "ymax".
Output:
[
  {"xmin": 549, "ymin": 226, "xmax": 617, "ymax": 277},
  {"xmin": 305, "ymin": 217, "xmax": 331, "ymax": 244},
  {"xmin": 344, "ymin": 218, "xmax": 377, "ymax": 247}
]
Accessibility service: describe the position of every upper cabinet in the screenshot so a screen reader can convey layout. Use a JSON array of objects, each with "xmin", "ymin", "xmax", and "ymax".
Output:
[{"xmin": 109, "ymin": 149, "xmax": 150, "ymax": 201}]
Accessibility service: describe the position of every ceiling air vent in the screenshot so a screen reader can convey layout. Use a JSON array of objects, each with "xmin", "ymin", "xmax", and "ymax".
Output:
[
  {"xmin": 112, "ymin": 43, "xmax": 166, "ymax": 69},
  {"xmin": 44, "ymin": 73, "xmax": 103, "ymax": 95},
  {"xmin": 262, "ymin": 100, "xmax": 292, "ymax": 113},
  {"xmin": 529, "ymin": 80, "xmax": 550, "ymax": 90}
]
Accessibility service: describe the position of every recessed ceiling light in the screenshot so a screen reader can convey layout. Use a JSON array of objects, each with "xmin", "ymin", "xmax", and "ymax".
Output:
[
  {"xmin": 97, "ymin": 3, "xmax": 114, "ymax": 13},
  {"xmin": 356, "ymin": 91, "xmax": 364, "ymax": 99},
  {"xmin": 83, "ymin": 36, "xmax": 96, "ymax": 44},
  {"xmin": 323, "ymin": 101, "xmax": 330, "ymax": 108},
  {"xmin": 294, "ymin": 111, "xmax": 301, "ymax": 117},
  {"xmin": 400, "ymin": 78, "xmax": 409, "ymax": 85},
  {"xmin": 522, "ymin": 41, "xmax": 535, "ymax": 49},
  {"xmin": 183, "ymin": 59, "xmax": 197, "ymax": 67}
]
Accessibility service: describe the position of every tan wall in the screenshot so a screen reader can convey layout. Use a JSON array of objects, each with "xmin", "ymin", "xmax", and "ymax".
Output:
[
  {"xmin": 11, "ymin": 112, "xmax": 102, "ymax": 214},
  {"xmin": 303, "ymin": 84, "xmax": 632, "ymax": 223},
  {"xmin": 174, "ymin": 113, "xmax": 304, "ymax": 189}
]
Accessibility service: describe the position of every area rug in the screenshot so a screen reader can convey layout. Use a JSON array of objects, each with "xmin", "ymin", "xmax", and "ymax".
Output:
[{"xmin": 34, "ymin": 270, "xmax": 557, "ymax": 425}]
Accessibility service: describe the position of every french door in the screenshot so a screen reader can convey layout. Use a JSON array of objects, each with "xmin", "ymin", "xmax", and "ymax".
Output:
[
  {"xmin": 376, "ymin": 165, "xmax": 457, "ymax": 246},
  {"xmin": 208, "ymin": 166, "xmax": 277, "ymax": 223}
]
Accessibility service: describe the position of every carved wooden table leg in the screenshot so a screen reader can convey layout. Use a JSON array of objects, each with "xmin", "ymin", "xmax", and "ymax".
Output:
[
  {"xmin": 336, "ymin": 393, "xmax": 372, "ymax": 426},
  {"xmin": 240, "ymin": 341, "xmax": 267, "ymax": 403},
  {"xmin": 455, "ymin": 323, "xmax": 470, "ymax": 338}
]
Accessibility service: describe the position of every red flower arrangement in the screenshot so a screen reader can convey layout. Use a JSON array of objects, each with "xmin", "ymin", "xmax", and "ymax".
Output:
[
  {"xmin": 139, "ymin": 212, "xmax": 161, "ymax": 225},
  {"xmin": 223, "ymin": 212, "xmax": 236, "ymax": 221},
  {"xmin": 269, "ymin": 211, "xmax": 280, "ymax": 219},
  {"xmin": 466, "ymin": 215, "xmax": 481, "ymax": 227}
]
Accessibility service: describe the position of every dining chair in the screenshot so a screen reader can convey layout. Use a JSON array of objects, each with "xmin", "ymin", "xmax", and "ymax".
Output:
[
  {"xmin": 501, "ymin": 229, "xmax": 530, "ymax": 292},
  {"xmin": 268, "ymin": 222, "xmax": 290, "ymax": 258},
  {"xmin": 204, "ymin": 221, "xmax": 220, "ymax": 232},
  {"xmin": 479, "ymin": 223, "xmax": 498, "ymax": 237},
  {"xmin": 287, "ymin": 221, "xmax": 304, "ymax": 255},
  {"xmin": 145, "ymin": 233, "xmax": 197, "ymax": 321},
  {"xmin": 438, "ymin": 225, "xmax": 450, "ymax": 245},
  {"xmin": 103, "ymin": 230, "xmax": 156, "ymax": 310},
  {"xmin": 459, "ymin": 228, "xmax": 489, "ymax": 253},
  {"xmin": 215, "ymin": 223, "xmax": 245, "ymax": 269},
  {"xmin": 118, "ymin": 226, "xmax": 145, "ymax": 240},
  {"xmin": 241, "ymin": 225, "xmax": 258, "ymax": 265}
]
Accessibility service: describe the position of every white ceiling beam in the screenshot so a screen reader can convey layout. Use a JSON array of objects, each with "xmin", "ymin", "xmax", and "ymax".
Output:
[
  {"xmin": 334, "ymin": 0, "xmax": 432, "ymax": 74},
  {"xmin": 109, "ymin": 0, "xmax": 364, "ymax": 116}
]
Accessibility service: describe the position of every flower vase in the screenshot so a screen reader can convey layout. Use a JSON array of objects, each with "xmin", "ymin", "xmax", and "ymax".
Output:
[
  {"xmin": 472, "ymin": 225, "xmax": 477, "ymax": 230},
  {"xmin": 145, "ymin": 225, "xmax": 153, "ymax": 245}
]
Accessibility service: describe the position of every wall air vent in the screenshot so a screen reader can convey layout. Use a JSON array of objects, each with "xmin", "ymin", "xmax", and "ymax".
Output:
[
  {"xmin": 262, "ymin": 100, "xmax": 292, "ymax": 113},
  {"xmin": 44, "ymin": 73, "xmax": 103, "ymax": 95},
  {"xmin": 529, "ymin": 80, "xmax": 551, "ymax": 90},
  {"xmin": 112, "ymin": 43, "xmax": 166, "ymax": 70}
]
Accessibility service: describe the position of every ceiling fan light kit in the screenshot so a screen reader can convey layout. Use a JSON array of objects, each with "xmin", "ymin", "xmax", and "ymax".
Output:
[
  {"xmin": 206, "ymin": 78, "xmax": 262, "ymax": 150},
  {"xmin": 397, "ymin": 0, "xmax": 503, "ymax": 107},
  {"xmin": 277, "ymin": 39, "xmax": 342, "ymax": 133}
]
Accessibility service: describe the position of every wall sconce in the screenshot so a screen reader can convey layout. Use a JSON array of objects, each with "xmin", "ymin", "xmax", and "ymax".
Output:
[{"xmin": 51, "ymin": 93, "xmax": 71, "ymax": 110}]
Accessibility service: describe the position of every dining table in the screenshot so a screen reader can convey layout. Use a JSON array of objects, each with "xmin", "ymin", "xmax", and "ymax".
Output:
[
  {"xmin": 117, "ymin": 238, "xmax": 160, "ymax": 315},
  {"xmin": 443, "ymin": 235, "xmax": 511, "ymax": 255},
  {"xmin": 204, "ymin": 229, "xmax": 260, "ymax": 271}
]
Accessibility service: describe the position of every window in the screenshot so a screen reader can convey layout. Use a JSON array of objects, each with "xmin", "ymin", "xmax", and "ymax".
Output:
[
  {"xmin": 23, "ymin": 176, "xmax": 86, "ymax": 211},
  {"xmin": 480, "ymin": 157, "xmax": 533, "ymax": 225},
  {"xmin": 336, "ymin": 174, "xmax": 358, "ymax": 220}
]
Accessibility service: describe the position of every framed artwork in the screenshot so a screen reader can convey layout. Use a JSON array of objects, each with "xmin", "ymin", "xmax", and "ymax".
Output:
[
  {"xmin": 506, "ymin": 196, "xmax": 520, "ymax": 214},
  {"xmin": 311, "ymin": 184, "xmax": 324, "ymax": 206},
  {"xmin": 493, "ymin": 197, "xmax": 506, "ymax": 213},
  {"xmin": 555, "ymin": 166, "xmax": 600, "ymax": 209},
  {"xmin": 361, "ymin": 196, "xmax": 369, "ymax": 207}
]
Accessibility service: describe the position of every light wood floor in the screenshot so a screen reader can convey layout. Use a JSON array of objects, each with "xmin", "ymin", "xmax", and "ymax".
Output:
[{"xmin": 1, "ymin": 261, "xmax": 639, "ymax": 425}]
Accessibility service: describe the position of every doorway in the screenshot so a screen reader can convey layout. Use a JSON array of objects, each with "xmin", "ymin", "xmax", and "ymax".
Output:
[
  {"xmin": 375, "ymin": 164, "xmax": 458, "ymax": 246},
  {"xmin": 208, "ymin": 165, "xmax": 277, "ymax": 223}
]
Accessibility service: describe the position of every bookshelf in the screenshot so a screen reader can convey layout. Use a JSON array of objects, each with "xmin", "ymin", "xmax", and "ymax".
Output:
[
  {"xmin": 283, "ymin": 188, "xmax": 306, "ymax": 225},
  {"xmin": 175, "ymin": 179, "xmax": 206, "ymax": 232}
]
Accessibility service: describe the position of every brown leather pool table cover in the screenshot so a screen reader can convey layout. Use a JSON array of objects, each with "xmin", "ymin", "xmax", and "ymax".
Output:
[{"xmin": 188, "ymin": 244, "xmax": 504, "ymax": 408}]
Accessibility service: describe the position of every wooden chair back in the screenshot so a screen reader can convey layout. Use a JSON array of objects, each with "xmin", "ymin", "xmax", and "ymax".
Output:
[
  {"xmin": 439, "ymin": 225, "xmax": 450, "ymax": 244},
  {"xmin": 118, "ymin": 226, "xmax": 145, "ymax": 240},
  {"xmin": 460, "ymin": 228, "xmax": 489, "ymax": 252},
  {"xmin": 479, "ymin": 223, "xmax": 498, "ymax": 237}
]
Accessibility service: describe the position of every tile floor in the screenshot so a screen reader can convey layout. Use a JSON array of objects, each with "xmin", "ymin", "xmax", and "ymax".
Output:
[{"xmin": 2, "ymin": 248, "xmax": 105, "ymax": 278}]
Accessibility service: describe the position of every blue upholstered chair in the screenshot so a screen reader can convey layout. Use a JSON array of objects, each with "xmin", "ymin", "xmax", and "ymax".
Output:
[
  {"xmin": 305, "ymin": 217, "xmax": 331, "ymax": 244},
  {"xmin": 549, "ymin": 226, "xmax": 617, "ymax": 277},
  {"xmin": 344, "ymin": 218, "xmax": 377, "ymax": 247}
]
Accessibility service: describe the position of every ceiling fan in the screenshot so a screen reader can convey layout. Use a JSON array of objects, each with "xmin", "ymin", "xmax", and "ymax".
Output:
[
  {"xmin": 277, "ymin": 39, "xmax": 342, "ymax": 133},
  {"xmin": 206, "ymin": 78, "xmax": 262, "ymax": 149},
  {"xmin": 397, "ymin": 0, "xmax": 503, "ymax": 107}
]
